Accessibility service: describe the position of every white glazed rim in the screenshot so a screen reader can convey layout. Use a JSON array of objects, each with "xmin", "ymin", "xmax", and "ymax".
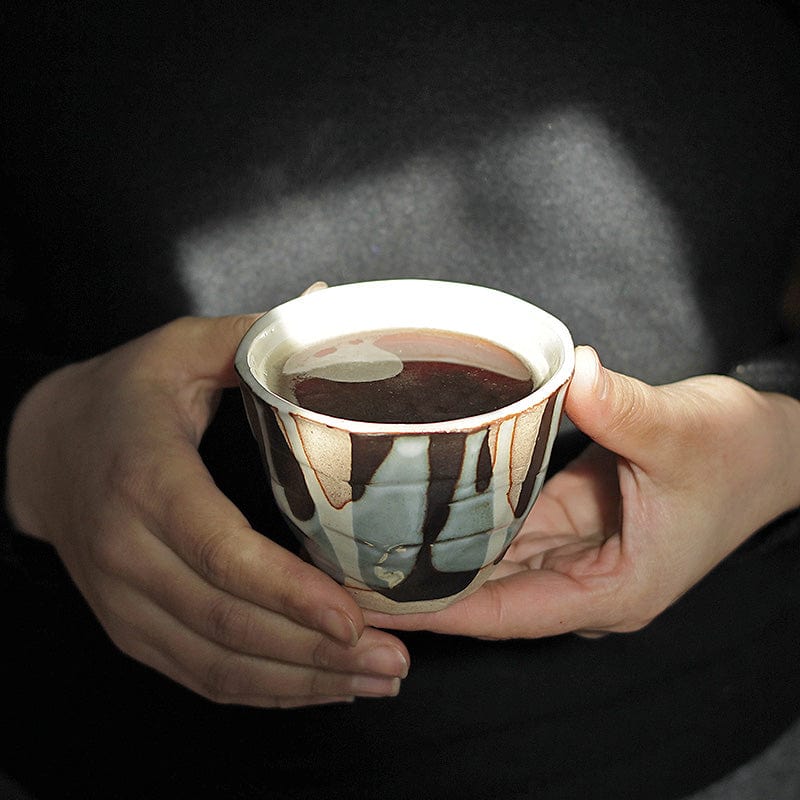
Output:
[{"xmin": 234, "ymin": 279, "xmax": 575, "ymax": 434}]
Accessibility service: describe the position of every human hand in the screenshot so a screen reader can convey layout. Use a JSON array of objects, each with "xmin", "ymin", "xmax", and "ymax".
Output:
[
  {"xmin": 364, "ymin": 346, "xmax": 800, "ymax": 639},
  {"xmin": 5, "ymin": 315, "xmax": 409, "ymax": 706}
]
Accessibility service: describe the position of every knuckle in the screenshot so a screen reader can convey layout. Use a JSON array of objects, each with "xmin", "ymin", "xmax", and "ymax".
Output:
[
  {"xmin": 113, "ymin": 632, "xmax": 155, "ymax": 667},
  {"xmin": 310, "ymin": 636, "xmax": 336, "ymax": 669},
  {"xmin": 86, "ymin": 529, "xmax": 125, "ymax": 575},
  {"xmin": 99, "ymin": 610, "xmax": 160, "ymax": 669},
  {"xmin": 308, "ymin": 667, "xmax": 335, "ymax": 698},
  {"xmin": 195, "ymin": 531, "xmax": 240, "ymax": 589},
  {"xmin": 607, "ymin": 377, "xmax": 652, "ymax": 435},
  {"xmin": 269, "ymin": 558, "xmax": 312, "ymax": 621},
  {"xmin": 205, "ymin": 594, "xmax": 254, "ymax": 651},
  {"xmin": 271, "ymin": 576, "xmax": 295, "ymax": 619},
  {"xmin": 86, "ymin": 521, "xmax": 137, "ymax": 580},
  {"xmin": 478, "ymin": 581, "xmax": 514, "ymax": 639},
  {"xmin": 105, "ymin": 445, "xmax": 152, "ymax": 516},
  {"xmin": 201, "ymin": 654, "xmax": 239, "ymax": 703},
  {"xmin": 98, "ymin": 614, "xmax": 135, "ymax": 655},
  {"xmin": 91, "ymin": 456, "xmax": 156, "ymax": 574}
]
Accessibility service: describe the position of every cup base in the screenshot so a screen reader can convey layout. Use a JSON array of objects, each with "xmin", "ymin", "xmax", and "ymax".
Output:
[{"xmin": 344, "ymin": 562, "xmax": 496, "ymax": 614}]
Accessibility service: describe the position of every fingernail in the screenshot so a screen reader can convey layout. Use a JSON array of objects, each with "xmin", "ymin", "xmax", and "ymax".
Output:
[
  {"xmin": 288, "ymin": 696, "xmax": 356, "ymax": 708},
  {"xmin": 300, "ymin": 280, "xmax": 329, "ymax": 296},
  {"xmin": 356, "ymin": 646, "xmax": 409, "ymax": 679},
  {"xmin": 350, "ymin": 675, "xmax": 402, "ymax": 698},
  {"xmin": 321, "ymin": 608, "xmax": 360, "ymax": 647},
  {"xmin": 583, "ymin": 346, "xmax": 607, "ymax": 400}
]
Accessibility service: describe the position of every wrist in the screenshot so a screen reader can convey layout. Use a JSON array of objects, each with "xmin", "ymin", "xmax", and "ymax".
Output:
[
  {"xmin": 730, "ymin": 338, "xmax": 800, "ymax": 402},
  {"xmin": 762, "ymin": 389, "xmax": 800, "ymax": 515}
]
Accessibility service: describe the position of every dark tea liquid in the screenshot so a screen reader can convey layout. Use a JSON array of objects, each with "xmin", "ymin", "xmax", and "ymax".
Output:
[{"xmin": 274, "ymin": 328, "xmax": 535, "ymax": 423}]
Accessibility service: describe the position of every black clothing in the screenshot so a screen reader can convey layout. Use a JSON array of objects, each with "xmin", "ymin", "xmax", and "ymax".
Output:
[{"xmin": 2, "ymin": 3, "xmax": 800, "ymax": 798}]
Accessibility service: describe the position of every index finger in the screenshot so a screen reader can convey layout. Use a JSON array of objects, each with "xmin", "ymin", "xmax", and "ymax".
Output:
[{"xmin": 143, "ymin": 442, "xmax": 365, "ymax": 647}]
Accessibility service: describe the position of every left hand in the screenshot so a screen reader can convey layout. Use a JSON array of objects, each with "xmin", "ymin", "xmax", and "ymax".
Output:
[
  {"xmin": 6, "ymin": 314, "xmax": 409, "ymax": 706},
  {"xmin": 364, "ymin": 346, "xmax": 800, "ymax": 639}
]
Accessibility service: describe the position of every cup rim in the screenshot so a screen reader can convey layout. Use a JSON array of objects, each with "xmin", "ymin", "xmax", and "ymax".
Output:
[{"xmin": 234, "ymin": 279, "xmax": 575, "ymax": 434}]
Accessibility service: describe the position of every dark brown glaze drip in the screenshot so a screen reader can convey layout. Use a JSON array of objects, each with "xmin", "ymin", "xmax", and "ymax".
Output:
[
  {"xmin": 382, "ymin": 432, "xmax": 481, "ymax": 602},
  {"xmin": 241, "ymin": 388, "xmax": 278, "ymax": 496},
  {"xmin": 239, "ymin": 384, "xmax": 260, "ymax": 441},
  {"xmin": 475, "ymin": 429, "xmax": 493, "ymax": 494},
  {"xmin": 349, "ymin": 434, "xmax": 395, "ymax": 501},
  {"xmin": 262, "ymin": 409, "xmax": 316, "ymax": 521},
  {"xmin": 513, "ymin": 394, "xmax": 558, "ymax": 518}
]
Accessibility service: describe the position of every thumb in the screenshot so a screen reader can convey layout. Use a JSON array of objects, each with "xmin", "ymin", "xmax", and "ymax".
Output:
[
  {"xmin": 165, "ymin": 313, "xmax": 264, "ymax": 388},
  {"xmin": 565, "ymin": 346, "xmax": 674, "ymax": 467}
]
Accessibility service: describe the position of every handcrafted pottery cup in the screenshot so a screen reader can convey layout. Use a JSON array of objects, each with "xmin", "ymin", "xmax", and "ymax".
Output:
[{"xmin": 235, "ymin": 279, "xmax": 574, "ymax": 613}]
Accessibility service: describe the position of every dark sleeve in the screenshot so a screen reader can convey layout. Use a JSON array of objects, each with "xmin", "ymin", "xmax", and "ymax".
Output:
[
  {"xmin": 730, "ymin": 266, "xmax": 800, "ymax": 399},
  {"xmin": 0, "ymin": 230, "xmax": 70, "ymax": 541},
  {"xmin": 731, "ymin": 333, "xmax": 800, "ymax": 400}
]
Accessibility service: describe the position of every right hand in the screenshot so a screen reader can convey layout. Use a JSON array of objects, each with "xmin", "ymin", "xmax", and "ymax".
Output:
[
  {"xmin": 5, "ymin": 315, "xmax": 409, "ymax": 708},
  {"xmin": 364, "ymin": 347, "xmax": 800, "ymax": 641}
]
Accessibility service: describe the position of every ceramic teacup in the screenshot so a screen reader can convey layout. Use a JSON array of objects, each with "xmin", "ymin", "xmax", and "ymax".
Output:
[{"xmin": 235, "ymin": 279, "xmax": 574, "ymax": 613}]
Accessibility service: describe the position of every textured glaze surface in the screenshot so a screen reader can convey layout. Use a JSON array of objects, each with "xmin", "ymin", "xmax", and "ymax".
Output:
[
  {"xmin": 236, "ymin": 279, "xmax": 574, "ymax": 612},
  {"xmin": 240, "ymin": 377, "xmax": 567, "ymax": 612}
]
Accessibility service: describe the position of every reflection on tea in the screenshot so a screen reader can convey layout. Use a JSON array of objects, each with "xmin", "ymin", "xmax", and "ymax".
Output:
[{"xmin": 273, "ymin": 328, "xmax": 535, "ymax": 423}]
